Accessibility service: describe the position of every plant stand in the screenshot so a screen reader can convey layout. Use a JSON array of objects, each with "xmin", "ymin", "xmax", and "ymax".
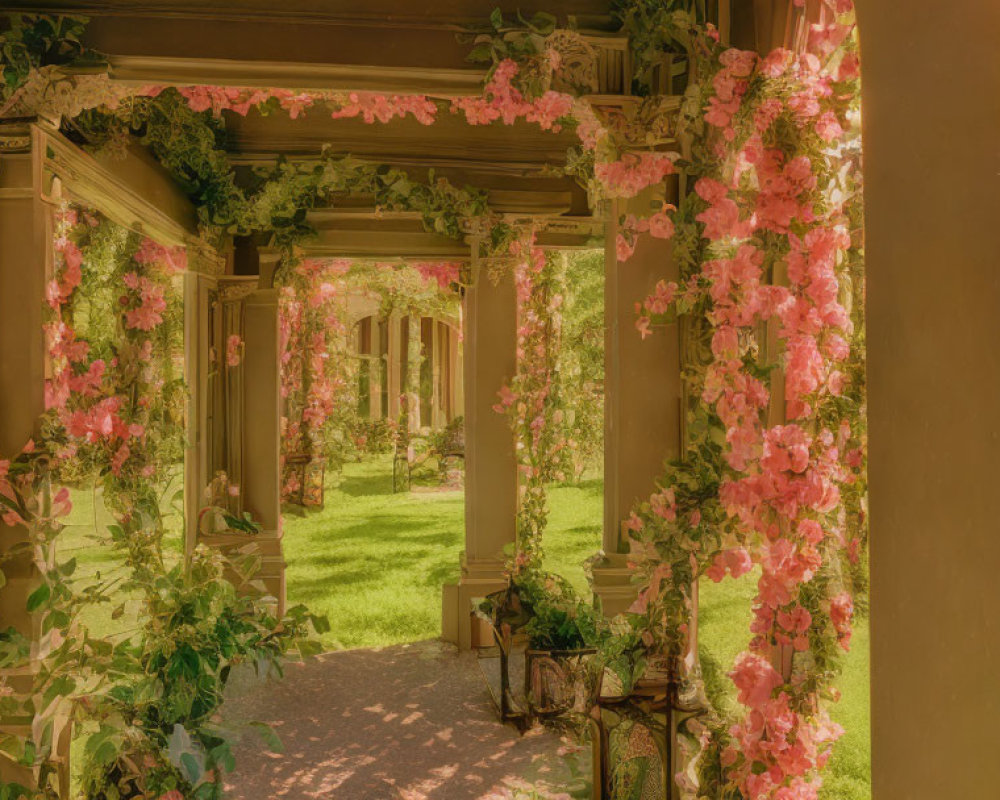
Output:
[
  {"xmin": 476, "ymin": 623, "xmax": 530, "ymax": 730},
  {"xmin": 283, "ymin": 453, "xmax": 326, "ymax": 507},
  {"xmin": 592, "ymin": 663, "xmax": 708, "ymax": 800}
]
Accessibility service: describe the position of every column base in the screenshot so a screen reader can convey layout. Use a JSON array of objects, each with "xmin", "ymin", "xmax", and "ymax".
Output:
[
  {"xmin": 590, "ymin": 552, "xmax": 638, "ymax": 618},
  {"xmin": 441, "ymin": 554, "xmax": 508, "ymax": 650}
]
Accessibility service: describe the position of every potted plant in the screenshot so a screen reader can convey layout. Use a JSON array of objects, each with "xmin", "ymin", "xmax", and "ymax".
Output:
[{"xmin": 480, "ymin": 569, "xmax": 602, "ymax": 720}]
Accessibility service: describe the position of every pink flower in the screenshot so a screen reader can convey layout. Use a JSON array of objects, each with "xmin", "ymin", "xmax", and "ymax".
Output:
[
  {"xmin": 760, "ymin": 48, "xmax": 792, "ymax": 78},
  {"xmin": 719, "ymin": 48, "xmax": 758, "ymax": 78},
  {"xmin": 829, "ymin": 592, "xmax": 854, "ymax": 649},
  {"xmin": 838, "ymin": 52, "xmax": 860, "ymax": 81},
  {"xmin": 595, "ymin": 152, "xmax": 675, "ymax": 198},
  {"xmin": 729, "ymin": 651, "xmax": 783, "ymax": 707},
  {"xmin": 647, "ymin": 210, "xmax": 675, "ymax": 239},
  {"xmin": 814, "ymin": 111, "xmax": 844, "ymax": 142},
  {"xmin": 226, "ymin": 334, "xmax": 243, "ymax": 367},
  {"xmin": 705, "ymin": 548, "xmax": 754, "ymax": 582},
  {"xmin": 643, "ymin": 280, "xmax": 677, "ymax": 316},
  {"xmin": 615, "ymin": 233, "xmax": 635, "ymax": 262}
]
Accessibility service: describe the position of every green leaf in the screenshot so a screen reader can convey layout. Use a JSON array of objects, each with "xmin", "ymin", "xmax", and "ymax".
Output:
[
  {"xmin": 25, "ymin": 583, "xmax": 50, "ymax": 612},
  {"xmin": 489, "ymin": 7, "xmax": 504, "ymax": 30},
  {"xmin": 465, "ymin": 43, "xmax": 494, "ymax": 63},
  {"xmin": 249, "ymin": 721, "xmax": 284, "ymax": 754},
  {"xmin": 181, "ymin": 751, "xmax": 203, "ymax": 784},
  {"xmin": 309, "ymin": 613, "xmax": 331, "ymax": 634}
]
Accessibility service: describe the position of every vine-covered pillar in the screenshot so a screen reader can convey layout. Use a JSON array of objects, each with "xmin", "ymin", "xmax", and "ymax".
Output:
[
  {"xmin": 430, "ymin": 321, "xmax": 444, "ymax": 428},
  {"xmin": 241, "ymin": 288, "xmax": 286, "ymax": 615},
  {"xmin": 386, "ymin": 311, "xmax": 403, "ymax": 422},
  {"xmin": 0, "ymin": 121, "xmax": 70, "ymax": 792},
  {"xmin": 592, "ymin": 193, "xmax": 683, "ymax": 617},
  {"xmin": 369, "ymin": 316, "xmax": 384, "ymax": 421},
  {"xmin": 405, "ymin": 314, "xmax": 422, "ymax": 433},
  {"xmin": 442, "ymin": 242, "xmax": 517, "ymax": 649}
]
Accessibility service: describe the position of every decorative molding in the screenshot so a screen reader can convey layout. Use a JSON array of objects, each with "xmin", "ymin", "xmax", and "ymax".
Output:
[
  {"xmin": 0, "ymin": 135, "xmax": 32, "ymax": 154},
  {"xmin": 2, "ymin": 4, "xmax": 614, "ymax": 31},
  {"xmin": 107, "ymin": 56, "xmax": 487, "ymax": 96},
  {"xmin": 216, "ymin": 276, "xmax": 260, "ymax": 302},
  {"xmin": 35, "ymin": 123, "xmax": 225, "ymax": 274}
]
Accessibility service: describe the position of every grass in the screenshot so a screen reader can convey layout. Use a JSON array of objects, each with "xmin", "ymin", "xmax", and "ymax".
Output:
[{"xmin": 57, "ymin": 456, "xmax": 870, "ymax": 798}]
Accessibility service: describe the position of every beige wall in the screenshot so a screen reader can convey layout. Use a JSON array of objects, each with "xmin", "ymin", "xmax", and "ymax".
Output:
[{"xmin": 857, "ymin": 1, "xmax": 1000, "ymax": 796}]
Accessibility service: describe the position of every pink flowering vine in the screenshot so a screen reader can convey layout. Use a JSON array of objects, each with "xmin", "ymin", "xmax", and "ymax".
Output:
[
  {"xmin": 494, "ymin": 237, "xmax": 568, "ymax": 569},
  {"xmin": 621, "ymin": 2, "xmax": 866, "ymax": 796}
]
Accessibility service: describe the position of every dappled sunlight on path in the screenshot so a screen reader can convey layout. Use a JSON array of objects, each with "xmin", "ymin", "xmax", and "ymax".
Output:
[{"xmin": 224, "ymin": 640, "xmax": 586, "ymax": 800}]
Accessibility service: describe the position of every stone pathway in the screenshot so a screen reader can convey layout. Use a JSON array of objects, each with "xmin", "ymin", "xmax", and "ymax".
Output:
[{"xmin": 223, "ymin": 640, "xmax": 590, "ymax": 800}]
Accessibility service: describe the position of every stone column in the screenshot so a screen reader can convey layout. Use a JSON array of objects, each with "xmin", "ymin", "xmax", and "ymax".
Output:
[
  {"xmin": 183, "ymin": 272, "xmax": 214, "ymax": 559},
  {"xmin": 386, "ymin": 312, "xmax": 402, "ymax": 422},
  {"xmin": 0, "ymin": 123, "xmax": 70, "ymax": 794},
  {"xmin": 442, "ymin": 246, "xmax": 518, "ymax": 648},
  {"xmin": 405, "ymin": 314, "xmax": 422, "ymax": 433},
  {"xmin": 239, "ymin": 288, "xmax": 286, "ymax": 614},
  {"xmin": 451, "ymin": 320, "xmax": 464, "ymax": 419},
  {"xmin": 591, "ymin": 196, "xmax": 682, "ymax": 617},
  {"xmin": 431, "ymin": 320, "xmax": 444, "ymax": 428},
  {"xmin": 369, "ymin": 317, "xmax": 383, "ymax": 421}
]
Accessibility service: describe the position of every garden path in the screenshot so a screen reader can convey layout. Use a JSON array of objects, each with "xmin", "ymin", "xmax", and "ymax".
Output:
[{"xmin": 223, "ymin": 640, "xmax": 587, "ymax": 800}]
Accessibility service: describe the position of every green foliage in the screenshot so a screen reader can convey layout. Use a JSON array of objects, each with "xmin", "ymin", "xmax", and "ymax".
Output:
[
  {"xmin": 74, "ymin": 91, "xmax": 248, "ymax": 234},
  {"xmin": 76, "ymin": 548, "xmax": 322, "ymax": 800},
  {"xmin": 460, "ymin": 7, "xmax": 558, "ymax": 97},
  {"xmin": 611, "ymin": 0, "xmax": 706, "ymax": 95},
  {"xmin": 351, "ymin": 418, "xmax": 398, "ymax": 455},
  {"xmin": 0, "ymin": 14, "xmax": 93, "ymax": 103}
]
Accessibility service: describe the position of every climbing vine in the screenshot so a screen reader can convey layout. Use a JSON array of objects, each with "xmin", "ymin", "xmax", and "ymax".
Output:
[{"xmin": 617, "ymin": 3, "xmax": 866, "ymax": 797}]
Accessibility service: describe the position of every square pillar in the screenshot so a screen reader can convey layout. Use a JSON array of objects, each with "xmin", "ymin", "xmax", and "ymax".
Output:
[
  {"xmin": 592, "ymin": 198, "xmax": 683, "ymax": 617},
  {"xmin": 368, "ymin": 317, "xmax": 383, "ymax": 421},
  {"xmin": 442, "ymin": 248, "xmax": 517, "ymax": 648},
  {"xmin": 386, "ymin": 312, "xmax": 402, "ymax": 422},
  {"xmin": 0, "ymin": 123, "xmax": 70, "ymax": 795},
  {"xmin": 239, "ymin": 288, "xmax": 286, "ymax": 614}
]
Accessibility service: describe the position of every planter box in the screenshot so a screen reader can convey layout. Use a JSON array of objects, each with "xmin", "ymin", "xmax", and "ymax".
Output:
[{"xmin": 525, "ymin": 647, "xmax": 599, "ymax": 718}]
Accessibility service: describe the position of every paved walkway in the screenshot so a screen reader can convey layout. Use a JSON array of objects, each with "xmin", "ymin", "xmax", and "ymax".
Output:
[{"xmin": 223, "ymin": 640, "xmax": 589, "ymax": 800}]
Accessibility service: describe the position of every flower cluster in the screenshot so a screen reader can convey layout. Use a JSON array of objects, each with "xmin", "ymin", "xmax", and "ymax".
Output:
[
  {"xmin": 595, "ymin": 151, "xmax": 676, "ymax": 198},
  {"xmin": 43, "ymin": 208, "xmax": 186, "ymax": 483},
  {"xmin": 147, "ymin": 84, "xmax": 441, "ymax": 126},
  {"xmin": 619, "ymin": 3, "xmax": 866, "ymax": 796},
  {"xmin": 616, "ymin": 203, "xmax": 677, "ymax": 264},
  {"xmin": 330, "ymin": 92, "xmax": 438, "ymax": 125},
  {"xmin": 411, "ymin": 261, "xmax": 463, "ymax": 291},
  {"xmin": 452, "ymin": 59, "xmax": 575, "ymax": 132}
]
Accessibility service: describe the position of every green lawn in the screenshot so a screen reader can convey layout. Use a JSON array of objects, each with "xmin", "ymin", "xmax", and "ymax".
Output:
[{"xmin": 57, "ymin": 456, "xmax": 870, "ymax": 798}]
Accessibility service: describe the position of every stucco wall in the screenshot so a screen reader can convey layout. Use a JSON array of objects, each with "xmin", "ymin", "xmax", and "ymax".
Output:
[{"xmin": 856, "ymin": 1, "xmax": 1000, "ymax": 796}]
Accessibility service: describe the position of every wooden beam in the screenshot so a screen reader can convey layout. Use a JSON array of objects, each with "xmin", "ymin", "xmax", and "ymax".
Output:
[
  {"xmin": 108, "ymin": 56, "xmax": 487, "ymax": 96},
  {"xmin": 1, "ymin": 120, "xmax": 224, "ymax": 273}
]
